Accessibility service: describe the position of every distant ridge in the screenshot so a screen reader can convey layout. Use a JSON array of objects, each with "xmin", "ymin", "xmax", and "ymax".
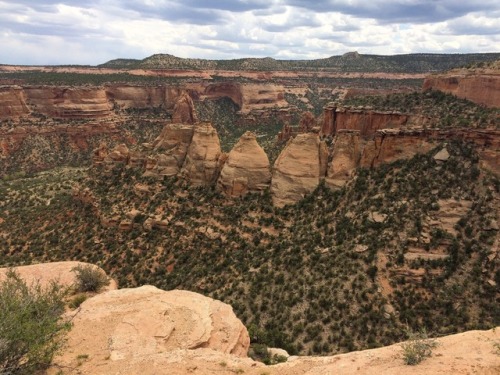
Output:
[{"xmin": 99, "ymin": 52, "xmax": 500, "ymax": 73}]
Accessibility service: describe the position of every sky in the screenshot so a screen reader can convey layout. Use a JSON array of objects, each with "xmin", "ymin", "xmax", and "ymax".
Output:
[{"xmin": 0, "ymin": 0, "xmax": 499, "ymax": 65}]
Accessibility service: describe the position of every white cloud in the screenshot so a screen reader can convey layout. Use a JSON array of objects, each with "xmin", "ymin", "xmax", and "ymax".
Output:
[{"xmin": 0, "ymin": 0, "xmax": 498, "ymax": 65}]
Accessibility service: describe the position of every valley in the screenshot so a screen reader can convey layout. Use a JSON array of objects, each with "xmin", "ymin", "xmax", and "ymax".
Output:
[{"xmin": 0, "ymin": 53, "xmax": 498, "ymax": 369}]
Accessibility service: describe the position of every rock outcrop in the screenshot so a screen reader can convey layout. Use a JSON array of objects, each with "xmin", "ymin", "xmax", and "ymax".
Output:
[
  {"xmin": 271, "ymin": 133, "xmax": 328, "ymax": 207},
  {"xmin": 146, "ymin": 123, "xmax": 195, "ymax": 176},
  {"xmin": 104, "ymin": 143, "xmax": 130, "ymax": 165},
  {"xmin": 0, "ymin": 261, "xmax": 116, "ymax": 291},
  {"xmin": 360, "ymin": 129, "xmax": 437, "ymax": 168},
  {"xmin": 322, "ymin": 105, "xmax": 410, "ymax": 138},
  {"xmin": 0, "ymin": 86, "xmax": 30, "ymax": 119},
  {"xmin": 172, "ymin": 91, "xmax": 198, "ymax": 124},
  {"xmin": 326, "ymin": 130, "xmax": 361, "ymax": 188},
  {"xmin": 218, "ymin": 131, "xmax": 271, "ymax": 196},
  {"xmin": 52, "ymin": 286, "xmax": 251, "ymax": 373},
  {"xmin": 24, "ymin": 86, "xmax": 113, "ymax": 119},
  {"xmin": 180, "ymin": 122, "xmax": 223, "ymax": 186},
  {"xmin": 423, "ymin": 70, "xmax": 500, "ymax": 108},
  {"xmin": 106, "ymin": 84, "xmax": 182, "ymax": 109}
]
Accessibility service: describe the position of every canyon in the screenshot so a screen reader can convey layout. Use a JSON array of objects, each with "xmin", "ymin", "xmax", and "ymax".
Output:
[
  {"xmin": 1, "ymin": 56, "xmax": 499, "ymax": 372},
  {"xmin": 2, "ymin": 262, "xmax": 499, "ymax": 375}
]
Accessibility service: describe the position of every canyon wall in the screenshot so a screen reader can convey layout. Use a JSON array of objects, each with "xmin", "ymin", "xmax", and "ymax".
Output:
[
  {"xmin": 0, "ymin": 86, "xmax": 30, "ymax": 119},
  {"xmin": 423, "ymin": 72, "xmax": 500, "ymax": 108},
  {"xmin": 321, "ymin": 105, "xmax": 416, "ymax": 138}
]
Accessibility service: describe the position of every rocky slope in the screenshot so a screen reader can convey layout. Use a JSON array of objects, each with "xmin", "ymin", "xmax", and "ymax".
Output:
[
  {"xmin": 0, "ymin": 261, "xmax": 116, "ymax": 290},
  {"xmin": 2, "ymin": 261, "xmax": 498, "ymax": 375}
]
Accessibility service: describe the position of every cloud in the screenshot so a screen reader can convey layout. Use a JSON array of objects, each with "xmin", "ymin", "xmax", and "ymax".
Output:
[{"xmin": 0, "ymin": 0, "xmax": 498, "ymax": 65}]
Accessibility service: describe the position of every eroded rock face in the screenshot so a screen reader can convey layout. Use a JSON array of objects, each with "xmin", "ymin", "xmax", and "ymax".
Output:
[
  {"xmin": 24, "ymin": 86, "xmax": 113, "ymax": 119},
  {"xmin": 104, "ymin": 143, "xmax": 130, "ymax": 165},
  {"xmin": 172, "ymin": 91, "xmax": 198, "ymax": 124},
  {"xmin": 180, "ymin": 122, "xmax": 222, "ymax": 186},
  {"xmin": 360, "ymin": 129, "xmax": 436, "ymax": 168},
  {"xmin": 55, "ymin": 286, "xmax": 249, "ymax": 368},
  {"xmin": 218, "ymin": 131, "xmax": 271, "ymax": 197},
  {"xmin": 147, "ymin": 123, "xmax": 195, "ymax": 176},
  {"xmin": 106, "ymin": 85, "xmax": 182, "ymax": 109},
  {"xmin": 0, "ymin": 86, "xmax": 30, "ymax": 119},
  {"xmin": 322, "ymin": 105, "xmax": 409, "ymax": 138},
  {"xmin": 423, "ymin": 72, "xmax": 500, "ymax": 108},
  {"xmin": 271, "ymin": 133, "xmax": 328, "ymax": 207},
  {"xmin": 326, "ymin": 130, "xmax": 361, "ymax": 189}
]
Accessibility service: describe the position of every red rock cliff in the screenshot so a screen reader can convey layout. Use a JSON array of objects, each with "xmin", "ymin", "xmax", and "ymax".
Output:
[
  {"xmin": 423, "ymin": 72, "xmax": 500, "ymax": 108},
  {"xmin": 321, "ymin": 105, "xmax": 410, "ymax": 138},
  {"xmin": 0, "ymin": 86, "xmax": 30, "ymax": 119}
]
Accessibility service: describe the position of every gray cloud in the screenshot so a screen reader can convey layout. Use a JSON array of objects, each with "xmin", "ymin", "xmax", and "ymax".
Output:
[{"xmin": 0, "ymin": 0, "xmax": 498, "ymax": 65}]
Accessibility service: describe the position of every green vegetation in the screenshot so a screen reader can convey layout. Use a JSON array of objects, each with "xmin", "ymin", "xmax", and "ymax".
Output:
[
  {"xmin": 0, "ymin": 141, "xmax": 498, "ymax": 356},
  {"xmin": 72, "ymin": 264, "xmax": 109, "ymax": 293},
  {"xmin": 0, "ymin": 270, "xmax": 70, "ymax": 374},
  {"xmin": 343, "ymin": 90, "xmax": 499, "ymax": 129},
  {"xmin": 99, "ymin": 52, "xmax": 500, "ymax": 73},
  {"xmin": 401, "ymin": 329, "xmax": 437, "ymax": 365}
]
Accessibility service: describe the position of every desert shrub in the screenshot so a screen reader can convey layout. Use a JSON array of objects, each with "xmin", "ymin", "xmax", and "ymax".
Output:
[
  {"xmin": 68, "ymin": 294, "xmax": 88, "ymax": 309},
  {"xmin": 401, "ymin": 329, "xmax": 437, "ymax": 365},
  {"xmin": 72, "ymin": 264, "xmax": 109, "ymax": 293},
  {"xmin": 0, "ymin": 269, "xmax": 71, "ymax": 374}
]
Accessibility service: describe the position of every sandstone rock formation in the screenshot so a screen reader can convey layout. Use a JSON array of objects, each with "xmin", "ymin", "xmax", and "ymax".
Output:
[
  {"xmin": 360, "ymin": 129, "xmax": 437, "ymax": 168},
  {"xmin": 326, "ymin": 130, "xmax": 361, "ymax": 188},
  {"xmin": 0, "ymin": 261, "xmax": 116, "ymax": 291},
  {"xmin": 218, "ymin": 131, "xmax": 271, "ymax": 197},
  {"xmin": 172, "ymin": 91, "xmax": 198, "ymax": 124},
  {"xmin": 147, "ymin": 123, "xmax": 195, "ymax": 176},
  {"xmin": 24, "ymin": 86, "xmax": 113, "ymax": 118},
  {"xmin": 271, "ymin": 133, "xmax": 328, "ymax": 207},
  {"xmin": 322, "ymin": 105, "xmax": 410, "ymax": 138},
  {"xmin": 0, "ymin": 86, "xmax": 29, "ymax": 119},
  {"xmin": 51, "ymin": 286, "xmax": 251, "ymax": 373},
  {"xmin": 104, "ymin": 143, "xmax": 130, "ymax": 165},
  {"xmin": 298, "ymin": 111, "xmax": 316, "ymax": 132},
  {"xmin": 423, "ymin": 70, "xmax": 500, "ymax": 108},
  {"xmin": 180, "ymin": 122, "xmax": 223, "ymax": 186},
  {"xmin": 106, "ymin": 84, "xmax": 181, "ymax": 109}
]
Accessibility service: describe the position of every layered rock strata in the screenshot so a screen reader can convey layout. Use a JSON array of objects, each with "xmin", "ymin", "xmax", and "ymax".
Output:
[
  {"xmin": 218, "ymin": 131, "xmax": 271, "ymax": 196},
  {"xmin": 24, "ymin": 86, "xmax": 113, "ymax": 119},
  {"xmin": 0, "ymin": 86, "xmax": 30, "ymax": 119},
  {"xmin": 423, "ymin": 72, "xmax": 500, "ymax": 108},
  {"xmin": 271, "ymin": 133, "xmax": 328, "ymax": 207},
  {"xmin": 322, "ymin": 105, "xmax": 411, "ymax": 138}
]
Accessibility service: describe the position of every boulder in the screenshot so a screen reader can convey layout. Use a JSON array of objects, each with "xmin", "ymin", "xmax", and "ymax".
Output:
[
  {"xmin": 180, "ymin": 122, "xmax": 223, "ymax": 186},
  {"xmin": 271, "ymin": 133, "xmax": 328, "ymax": 207},
  {"xmin": 218, "ymin": 131, "xmax": 271, "ymax": 197},
  {"xmin": 52, "ymin": 286, "xmax": 251, "ymax": 373}
]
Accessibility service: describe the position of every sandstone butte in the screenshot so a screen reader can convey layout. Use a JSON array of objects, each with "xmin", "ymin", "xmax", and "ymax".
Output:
[
  {"xmin": 217, "ymin": 131, "xmax": 271, "ymax": 197},
  {"xmin": 1, "ymin": 263, "xmax": 498, "ymax": 375},
  {"xmin": 180, "ymin": 122, "xmax": 223, "ymax": 186},
  {"xmin": 325, "ymin": 130, "xmax": 361, "ymax": 189},
  {"xmin": 271, "ymin": 133, "xmax": 328, "ymax": 207}
]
